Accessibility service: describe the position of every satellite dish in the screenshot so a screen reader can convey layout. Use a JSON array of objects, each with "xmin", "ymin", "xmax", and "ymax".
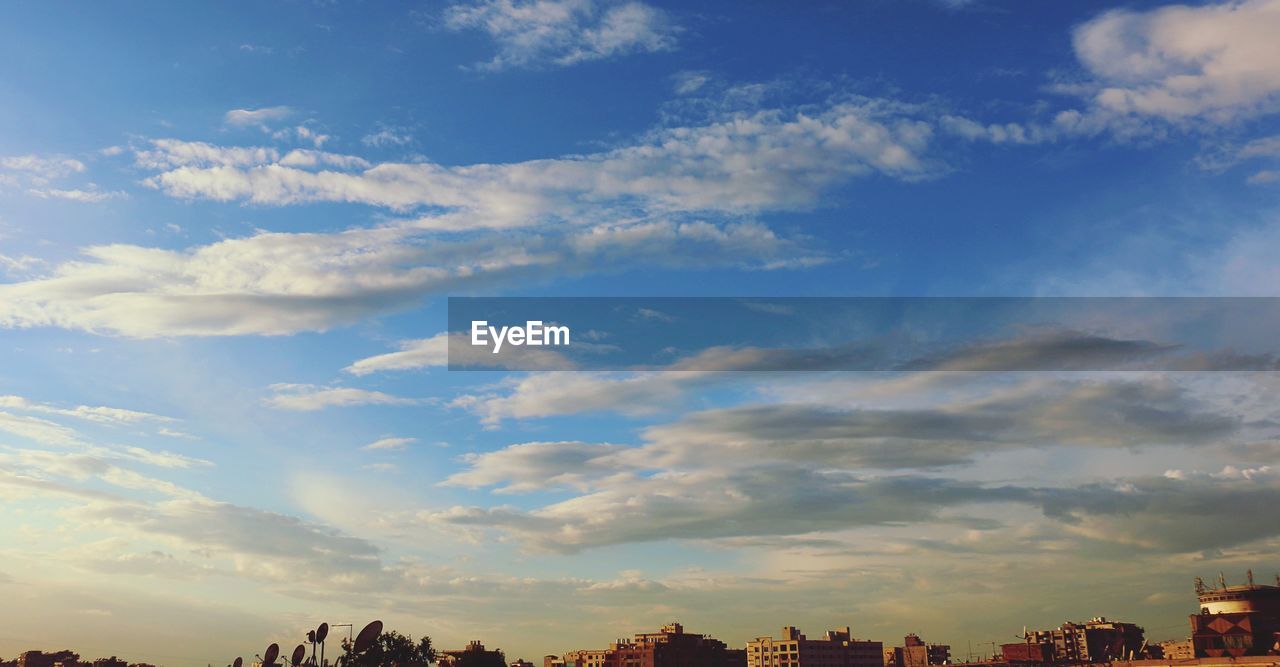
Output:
[
  {"xmin": 316, "ymin": 623, "xmax": 329, "ymax": 644},
  {"xmin": 234, "ymin": 658, "xmax": 243, "ymax": 667},
  {"xmin": 307, "ymin": 631, "xmax": 315, "ymax": 643},
  {"xmin": 353, "ymin": 620, "xmax": 383, "ymax": 653},
  {"xmin": 264, "ymin": 643, "xmax": 280, "ymax": 666},
  {"xmin": 291, "ymin": 645, "xmax": 306, "ymax": 667}
]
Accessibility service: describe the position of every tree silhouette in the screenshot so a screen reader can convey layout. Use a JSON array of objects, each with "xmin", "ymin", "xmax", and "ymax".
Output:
[{"xmin": 340, "ymin": 631, "xmax": 435, "ymax": 667}]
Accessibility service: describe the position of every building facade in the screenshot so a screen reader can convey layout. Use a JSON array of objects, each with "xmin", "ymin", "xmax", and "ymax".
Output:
[
  {"xmin": 1157, "ymin": 640, "xmax": 1194, "ymax": 660},
  {"xmin": 554, "ymin": 622, "xmax": 740, "ymax": 667},
  {"xmin": 1006, "ymin": 617, "xmax": 1144, "ymax": 664},
  {"xmin": 747, "ymin": 626, "xmax": 883, "ymax": 667},
  {"xmin": 1190, "ymin": 572, "xmax": 1280, "ymax": 658},
  {"xmin": 889, "ymin": 635, "xmax": 949, "ymax": 667}
]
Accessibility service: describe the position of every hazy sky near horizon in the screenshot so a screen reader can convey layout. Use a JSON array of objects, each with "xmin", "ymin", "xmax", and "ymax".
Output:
[{"xmin": 3, "ymin": 0, "xmax": 1280, "ymax": 664}]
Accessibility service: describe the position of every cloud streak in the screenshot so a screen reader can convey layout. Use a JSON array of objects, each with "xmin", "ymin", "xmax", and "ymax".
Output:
[{"xmin": 442, "ymin": 0, "xmax": 678, "ymax": 70}]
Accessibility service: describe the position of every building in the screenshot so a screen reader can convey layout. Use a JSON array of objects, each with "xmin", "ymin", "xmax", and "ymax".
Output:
[
  {"xmin": 18, "ymin": 652, "xmax": 79, "ymax": 667},
  {"xmin": 439, "ymin": 641, "xmax": 506, "ymax": 667},
  {"xmin": 747, "ymin": 626, "xmax": 883, "ymax": 667},
  {"xmin": 555, "ymin": 622, "xmax": 740, "ymax": 667},
  {"xmin": 1001, "ymin": 642, "xmax": 1053, "ymax": 665},
  {"xmin": 511, "ymin": 661, "xmax": 536, "ymax": 667},
  {"xmin": 1157, "ymin": 640, "xmax": 1194, "ymax": 660},
  {"xmin": 1004, "ymin": 618, "xmax": 1144, "ymax": 664},
  {"xmin": 889, "ymin": 635, "xmax": 949, "ymax": 667},
  {"xmin": 1024, "ymin": 618, "xmax": 1144, "ymax": 663},
  {"xmin": 1190, "ymin": 571, "xmax": 1280, "ymax": 658}
]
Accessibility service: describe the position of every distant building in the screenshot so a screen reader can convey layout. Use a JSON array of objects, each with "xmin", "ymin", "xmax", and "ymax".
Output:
[
  {"xmin": 18, "ymin": 651, "xmax": 79, "ymax": 667},
  {"xmin": 92, "ymin": 658, "xmax": 126, "ymax": 667},
  {"xmin": 1004, "ymin": 618, "xmax": 1144, "ymax": 664},
  {"xmin": 510, "ymin": 661, "xmax": 536, "ymax": 667},
  {"xmin": 1001, "ymin": 642, "xmax": 1053, "ymax": 665},
  {"xmin": 1157, "ymin": 640, "xmax": 1194, "ymax": 660},
  {"xmin": 747, "ymin": 625, "xmax": 883, "ymax": 667},
  {"xmin": 439, "ymin": 641, "xmax": 505, "ymax": 667},
  {"xmin": 555, "ymin": 622, "xmax": 739, "ymax": 667},
  {"xmin": 1190, "ymin": 571, "xmax": 1280, "ymax": 658},
  {"xmin": 888, "ymin": 635, "xmax": 949, "ymax": 667}
]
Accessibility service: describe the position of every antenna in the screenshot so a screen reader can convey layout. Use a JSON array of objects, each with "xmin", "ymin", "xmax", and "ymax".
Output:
[
  {"xmin": 316, "ymin": 623, "xmax": 329, "ymax": 667},
  {"xmin": 1247, "ymin": 569, "xmax": 1255, "ymax": 587},
  {"xmin": 264, "ymin": 644, "xmax": 280, "ymax": 667},
  {"xmin": 354, "ymin": 620, "xmax": 383, "ymax": 654}
]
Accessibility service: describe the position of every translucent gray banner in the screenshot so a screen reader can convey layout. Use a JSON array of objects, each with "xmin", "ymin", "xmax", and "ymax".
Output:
[{"xmin": 446, "ymin": 297, "xmax": 1280, "ymax": 371}]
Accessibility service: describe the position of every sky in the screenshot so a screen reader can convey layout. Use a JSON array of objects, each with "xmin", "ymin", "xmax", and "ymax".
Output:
[{"xmin": 2, "ymin": 0, "xmax": 1280, "ymax": 664}]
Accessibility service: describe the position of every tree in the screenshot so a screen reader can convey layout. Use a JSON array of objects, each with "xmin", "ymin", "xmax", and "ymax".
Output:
[{"xmin": 340, "ymin": 631, "xmax": 435, "ymax": 667}]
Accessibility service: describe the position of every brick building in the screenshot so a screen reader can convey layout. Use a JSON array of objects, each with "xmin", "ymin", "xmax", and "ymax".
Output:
[
  {"xmin": 553, "ymin": 622, "xmax": 740, "ymax": 667},
  {"xmin": 888, "ymin": 635, "xmax": 949, "ymax": 667},
  {"xmin": 747, "ymin": 626, "xmax": 883, "ymax": 667}
]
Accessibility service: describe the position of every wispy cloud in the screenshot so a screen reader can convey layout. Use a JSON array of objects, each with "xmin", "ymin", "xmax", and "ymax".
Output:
[
  {"xmin": 442, "ymin": 0, "xmax": 679, "ymax": 70},
  {"xmin": 0, "ymin": 154, "xmax": 86, "ymax": 180},
  {"xmin": 360, "ymin": 436, "xmax": 417, "ymax": 451},
  {"xmin": 264, "ymin": 384, "xmax": 423, "ymax": 411},
  {"xmin": 223, "ymin": 106, "xmax": 293, "ymax": 129},
  {"xmin": 144, "ymin": 99, "xmax": 940, "ymax": 217},
  {"xmin": 28, "ymin": 187, "xmax": 128, "ymax": 203}
]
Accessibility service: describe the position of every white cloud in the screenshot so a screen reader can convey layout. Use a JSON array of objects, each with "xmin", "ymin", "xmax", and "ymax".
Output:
[
  {"xmin": 442, "ymin": 0, "xmax": 678, "ymax": 70},
  {"xmin": 425, "ymin": 372, "xmax": 1280, "ymax": 553},
  {"xmin": 0, "ymin": 154, "xmax": 86, "ymax": 180},
  {"xmin": 223, "ymin": 106, "xmax": 293, "ymax": 128},
  {"xmin": 272, "ymin": 125, "xmax": 331, "ymax": 148},
  {"xmin": 361, "ymin": 126, "xmax": 414, "ymax": 148},
  {"xmin": 1070, "ymin": 0, "xmax": 1280, "ymax": 125},
  {"xmin": 0, "ymin": 410, "xmax": 83, "ymax": 446},
  {"xmin": 0, "ymin": 253, "xmax": 44, "ymax": 275},
  {"xmin": 345, "ymin": 335, "xmax": 450, "ymax": 375},
  {"xmin": 1248, "ymin": 169, "xmax": 1280, "ymax": 184},
  {"xmin": 28, "ymin": 187, "xmax": 128, "ymax": 203},
  {"xmin": 264, "ymin": 384, "xmax": 423, "ymax": 411},
  {"xmin": 424, "ymin": 469, "xmax": 1013, "ymax": 552},
  {"xmin": 442, "ymin": 440, "xmax": 630, "ymax": 493},
  {"xmin": 1, "ymin": 98, "xmax": 947, "ymax": 338},
  {"xmin": 672, "ymin": 70, "xmax": 710, "ymax": 95},
  {"xmin": 454, "ymin": 371, "xmax": 701, "ymax": 423},
  {"xmin": 143, "ymin": 100, "xmax": 939, "ymax": 219},
  {"xmin": 346, "ymin": 332, "xmax": 575, "ymax": 375},
  {"xmin": 0, "ymin": 394, "xmax": 174, "ymax": 426},
  {"xmin": 0, "ymin": 219, "xmax": 814, "ymax": 337},
  {"xmin": 134, "ymin": 139, "xmax": 282, "ymax": 169},
  {"xmin": 361, "ymin": 436, "xmax": 417, "ymax": 451}
]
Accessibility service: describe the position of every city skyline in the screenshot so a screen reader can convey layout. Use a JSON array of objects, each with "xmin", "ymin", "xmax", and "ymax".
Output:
[
  {"xmin": 1, "ymin": 567, "xmax": 1274, "ymax": 666},
  {"xmin": 3, "ymin": 0, "xmax": 1280, "ymax": 664}
]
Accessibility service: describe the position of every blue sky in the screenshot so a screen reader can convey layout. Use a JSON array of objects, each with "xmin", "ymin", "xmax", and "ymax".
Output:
[{"xmin": 2, "ymin": 0, "xmax": 1280, "ymax": 664}]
